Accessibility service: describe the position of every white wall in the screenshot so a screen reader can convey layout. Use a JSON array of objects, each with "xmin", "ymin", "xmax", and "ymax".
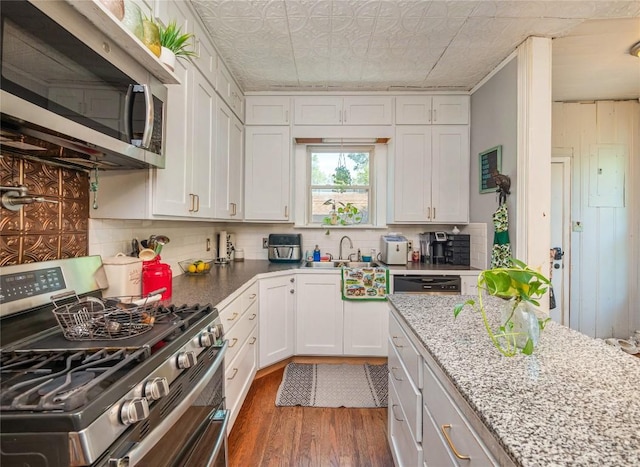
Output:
[
  {"xmin": 552, "ymin": 100, "xmax": 640, "ymax": 338},
  {"xmin": 470, "ymin": 58, "xmax": 518, "ymax": 265},
  {"xmin": 88, "ymin": 220, "xmax": 488, "ymax": 275}
]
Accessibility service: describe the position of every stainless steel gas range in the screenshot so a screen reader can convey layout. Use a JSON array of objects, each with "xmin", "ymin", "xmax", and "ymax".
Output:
[{"xmin": 0, "ymin": 256, "xmax": 228, "ymax": 466}]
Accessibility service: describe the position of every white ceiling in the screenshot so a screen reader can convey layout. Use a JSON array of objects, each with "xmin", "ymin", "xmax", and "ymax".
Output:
[{"xmin": 189, "ymin": 1, "xmax": 640, "ymax": 100}]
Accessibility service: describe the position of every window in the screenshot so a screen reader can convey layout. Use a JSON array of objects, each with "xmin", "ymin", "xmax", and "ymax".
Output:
[{"xmin": 308, "ymin": 146, "xmax": 373, "ymax": 225}]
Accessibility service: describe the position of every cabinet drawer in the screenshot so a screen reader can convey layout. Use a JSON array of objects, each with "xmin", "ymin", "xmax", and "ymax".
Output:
[
  {"xmin": 389, "ymin": 312, "xmax": 422, "ymax": 388},
  {"xmin": 423, "ymin": 361, "xmax": 496, "ymax": 465},
  {"xmin": 219, "ymin": 299, "xmax": 243, "ymax": 330},
  {"xmin": 225, "ymin": 301, "xmax": 258, "ymax": 364},
  {"xmin": 423, "ymin": 404, "xmax": 457, "ymax": 466},
  {"xmin": 389, "ymin": 342, "xmax": 422, "ymax": 442},
  {"xmin": 389, "ymin": 375, "xmax": 423, "ymax": 467},
  {"xmin": 225, "ymin": 327, "xmax": 258, "ymax": 427},
  {"xmin": 241, "ymin": 282, "xmax": 259, "ymax": 313}
]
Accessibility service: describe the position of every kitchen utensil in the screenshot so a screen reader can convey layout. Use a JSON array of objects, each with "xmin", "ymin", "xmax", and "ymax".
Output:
[
  {"xmin": 139, "ymin": 248, "xmax": 157, "ymax": 261},
  {"xmin": 130, "ymin": 238, "xmax": 140, "ymax": 257},
  {"xmin": 154, "ymin": 235, "xmax": 170, "ymax": 255},
  {"xmin": 147, "ymin": 235, "xmax": 157, "ymax": 252}
]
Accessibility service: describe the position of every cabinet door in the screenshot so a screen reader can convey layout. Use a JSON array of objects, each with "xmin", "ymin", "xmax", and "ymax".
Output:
[
  {"xmin": 294, "ymin": 96, "xmax": 343, "ymax": 125},
  {"xmin": 216, "ymin": 59, "xmax": 243, "ymax": 120},
  {"xmin": 226, "ymin": 326, "xmax": 258, "ymax": 433},
  {"xmin": 214, "ymin": 99, "xmax": 243, "ymax": 219},
  {"xmin": 244, "ymin": 126, "xmax": 291, "ymax": 221},
  {"xmin": 396, "ymin": 96, "xmax": 432, "ymax": 124},
  {"xmin": 432, "ymin": 96, "xmax": 469, "ymax": 124},
  {"xmin": 393, "ymin": 126, "xmax": 432, "ymax": 222},
  {"xmin": 343, "ymin": 300, "xmax": 388, "ymax": 356},
  {"xmin": 191, "ymin": 21, "xmax": 217, "ymax": 81},
  {"xmin": 190, "ymin": 71, "xmax": 216, "ymax": 218},
  {"xmin": 296, "ymin": 274, "xmax": 343, "ymax": 355},
  {"xmin": 343, "ymin": 96, "xmax": 393, "ymax": 125},
  {"xmin": 259, "ymin": 275, "xmax": 295, "ymax": 368},
  {"xmin": 431, "ymin": 126, "xmax": 469, "ymax": 223},
  {"xmin": 153, "ymin": 57, "xmax": 192, "ymax": 216},
  {"xmin": 245, "ymin": 96, "xmax": 290, "ymax": 125}
]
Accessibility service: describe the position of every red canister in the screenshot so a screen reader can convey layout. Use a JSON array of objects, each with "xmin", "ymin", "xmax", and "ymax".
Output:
[{"xmin": 142, "ymin": 256, "xmax": 172, "ymax": 301}]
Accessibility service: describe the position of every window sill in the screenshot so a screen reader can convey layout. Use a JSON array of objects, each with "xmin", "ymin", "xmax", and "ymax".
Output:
[{"xmin": 294, "ymin": 224, "xmax": 389, "ymax": 230}]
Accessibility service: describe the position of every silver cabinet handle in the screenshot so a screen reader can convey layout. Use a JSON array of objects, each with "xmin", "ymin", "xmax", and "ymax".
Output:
[
  {"xmin": 433, "ymin": 109, "xmax": 437, "ymax": 122},
  {"xmin": 427, "ymin": 206, "xmax": 431, "ymax": 220},
  {"xmin": 285, "ymin": 110, "xmax": 289, "ymax": 123},
  {"xmin": 227, "ymin": 312, "xmax": 239, "ymax": 321},
  {"xmin": 227, "ymin": 368, "xmax": 239, "ymax": 380},
  {"xmin": 188, "ymin": 194, "xmax": 195, "ymax": 212},
  {"xmin": 248, "ymin": 294, "xmax": 257, "ymax": 300},
  {"xmin": 441, "ymin": 424, "xmax": 470, "ymax": 460},
  {"xmin": 284, "ymin": 205, "xmax": 288, "ymax": 218},
  {"xmin": 433, "ymin": 207, "xmax": 436, "ymax": 219},
  {"xmin": 228, "ymin": 338, "xmax": 238, "ymax": 348},
  {"xmin": 343, "ymin": 109, "xmax": 347, "ymax": 123},
  {"xmin": 195, "ymin": 194, "xmax": 200, "ymax": 213},
  {"xmin": 391, "ymin": 404, "xmax": 403, "ymax": 422},
  {"xmin": 390, "ymin": 367, "xmax": 403, "ymax": 381},
  {"xmin": 391, "ymin": 336, "xmax": 404, "ymax": 348},
  {"xmin": 248, "ymin": 313, "xmax": 257, "ymax": 321},
  {"xmin": 249, "ymin": 337, "xmax": 257, "ymax": 345}
]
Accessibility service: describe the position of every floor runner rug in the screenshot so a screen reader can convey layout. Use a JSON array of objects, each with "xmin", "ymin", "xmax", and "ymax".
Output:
[{"xmin": 275, "ymin": 362, "xmax": 388, "ymax": 408}]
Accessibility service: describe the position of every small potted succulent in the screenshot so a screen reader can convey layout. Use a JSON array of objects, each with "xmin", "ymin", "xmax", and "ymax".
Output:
[
  {"xmin": 157, "ymin": 20, "xmax": 197, "ymax": 71},
  {"xmin": 454, "ymin": 258, "xmax": 551, "ymax": 356}
]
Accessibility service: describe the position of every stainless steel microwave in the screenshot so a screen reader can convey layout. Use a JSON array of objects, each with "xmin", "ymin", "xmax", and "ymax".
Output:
[{"xmin": 0, "ymin": 0, "xmax": 167, "ymax": 170}]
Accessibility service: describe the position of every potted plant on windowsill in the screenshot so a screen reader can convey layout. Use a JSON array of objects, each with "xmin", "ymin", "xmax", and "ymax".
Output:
[
  {"xmin": 321, "ymin": 199, "xmax": 363, "ymax": 235},
  {"xmin": 453, "ymin": 258, "xmax": 551, "ymax": 356}
]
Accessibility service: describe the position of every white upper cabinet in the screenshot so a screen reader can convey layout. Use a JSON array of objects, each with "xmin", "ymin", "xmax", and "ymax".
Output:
[
  {"xmin": 245, "ymin": 96, "xmax": 291, "ymax": 125},
  {"xmin": 392, "ymin": 125, "xmax": 469, "ymax": 224},
  {"xmin": 214, "ymin": 97, "xmax": 243, "ymax": 219},
  {"xmin": 294, "ymin": 96, "xmax": 393, "ymax": 125},
  {"xmin": 216, "ymin": 58, "xmax": 244, "ymax": 121},
  {"xmin": 244, "ymin": 126, "xmax": 291, "ymax": 221},
  {"xmin": 396, "ymin": 95, "xmax": 469, "ymax": 125}
]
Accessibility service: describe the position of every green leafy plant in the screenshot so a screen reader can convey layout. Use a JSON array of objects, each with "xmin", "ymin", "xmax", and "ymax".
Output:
[
  {"xmin": 453, "ymin": 258, "xmax": 551, "ymax": 356},
  {"xmin": 157, "ymin": 20, "xmax": 197, "ymax": 57},
  {"xmin": 321, "ymin": 199, "xmax": 363, "ymax": 235}
]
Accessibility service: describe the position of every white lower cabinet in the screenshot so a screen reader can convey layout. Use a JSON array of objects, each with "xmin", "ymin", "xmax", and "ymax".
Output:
[
  {"xmin": 296, "ymin": 274, "xmax": 343, "ymax": 355},
  {"xmin": 343, "ymin": 300, "xmax": 388, "ymax": 356},
  {"xmin": 259, "ymin": 274, "xmax": 296, "ymax": 368},
  {"xmin": 389, "ymin": 306, "xmax": 500, "ymax": 466},
  {"xmin": 422, "ymin": 358, "xmax": 498, "ymax": 466},
  {"xmin": 220, "ymin": 282, "xmax": 259, "ymax": 432}
]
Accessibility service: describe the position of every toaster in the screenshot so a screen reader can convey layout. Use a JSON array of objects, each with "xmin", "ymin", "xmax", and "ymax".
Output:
[{"xmin": 380, "ymin": 235, "xmax": 409, "ymax": 265}]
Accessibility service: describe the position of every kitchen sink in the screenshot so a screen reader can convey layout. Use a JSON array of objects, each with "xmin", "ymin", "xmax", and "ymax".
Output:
[{"xmin": 301, "ymin": 261, "xmax": 382, "ymax": 269}]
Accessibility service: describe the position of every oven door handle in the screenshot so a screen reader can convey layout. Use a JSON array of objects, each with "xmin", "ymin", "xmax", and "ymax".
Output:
[
  {"xmin": 108, "ymin": 341, "xmax": 228, "ymax": 467},
  {"xmin": 174, "ymin": 408, "xmax": 229, "ymax": 467}
]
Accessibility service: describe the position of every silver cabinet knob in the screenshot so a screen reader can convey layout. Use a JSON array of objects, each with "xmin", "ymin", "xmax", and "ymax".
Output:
[
  {"xmin": 144, "ymin": 377, "xmax": 169, "ymax": 401},
  {"xmin": 290, "ymin": 289, "xmax": 295, "ymax": 294},
  {"xmin": 199, "ymin": 330, "xmax": 215, "ymax": 347},
  {"xmin": 120, "ymin": 397, "xmax": 149, "ymax": 425},
  {"xmin": 290, "ymin": 277, "xmax": 295, "ymax": 283},
  {"xmin": 176, "ymin": 350, "xmax": 197, "ymax": 369}
]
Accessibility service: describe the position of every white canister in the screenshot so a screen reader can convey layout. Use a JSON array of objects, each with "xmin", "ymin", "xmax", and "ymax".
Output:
[
  {"xmin": 102, "ymin": 253, "xmax": 143, "ymax": 297},
  {"xmin": 234, "ymin": 248, "xmax": 244, "ymax": 261}
]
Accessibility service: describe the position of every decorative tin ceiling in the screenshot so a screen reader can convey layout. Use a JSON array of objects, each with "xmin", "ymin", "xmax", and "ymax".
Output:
[{"xmin": 190, "ymin": 0, "xmax": 640, "ymax": 95}]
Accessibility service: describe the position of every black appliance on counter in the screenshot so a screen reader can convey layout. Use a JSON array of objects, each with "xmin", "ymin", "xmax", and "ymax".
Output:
[
  {"xmin": 267, "ymin": 233, "xmax": 302, "ymax": 263},
  {"xmin": 393, "ymin": 275, "xmax": 461, "ymax": 295},
  {"xmin": 0, "ymin": 257, "xmax": 228, "ymax": 466},
  {"xmin": 420, "ymin": 232, "xmax": 470, "ymax": 266}
]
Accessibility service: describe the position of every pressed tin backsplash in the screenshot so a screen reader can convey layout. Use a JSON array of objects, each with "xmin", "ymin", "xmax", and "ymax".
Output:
[{"xmin": 0, "ymin": 155, "xmax": 89, "ymax": 265}]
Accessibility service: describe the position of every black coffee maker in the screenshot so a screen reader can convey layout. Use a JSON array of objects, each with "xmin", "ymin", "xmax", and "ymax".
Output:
[{"xmin": 419, "ymin": 232, "xmax": 448, "ymax": 264}]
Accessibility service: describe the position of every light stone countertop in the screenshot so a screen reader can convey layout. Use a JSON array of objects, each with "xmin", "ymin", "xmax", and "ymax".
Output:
[{"xmin": 387, "ymin": 294, "xmax": 640, "ymax": 466}]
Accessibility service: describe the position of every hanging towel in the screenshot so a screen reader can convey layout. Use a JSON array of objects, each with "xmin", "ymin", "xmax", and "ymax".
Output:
[
  {"xmin": 491, "ymin": 203, "xmax": 512, "ymax": 268},
  {"xmin": 341, "ymin": 267, "xmax": 389, "ymax": 301}
]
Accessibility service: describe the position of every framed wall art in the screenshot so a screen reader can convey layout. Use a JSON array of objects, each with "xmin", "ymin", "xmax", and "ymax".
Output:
[{"xmin": 479, "ymin": 145, "xmax": 502, "ymax": 193}]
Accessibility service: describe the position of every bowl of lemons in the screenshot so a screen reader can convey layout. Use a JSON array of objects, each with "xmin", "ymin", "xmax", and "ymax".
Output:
[{"xmin": 179, "ymin": 259, "xmax": 213, "ymax": 275}]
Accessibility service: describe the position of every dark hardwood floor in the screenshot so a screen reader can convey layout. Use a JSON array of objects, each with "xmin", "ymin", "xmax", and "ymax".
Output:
[{"xmin": 228, "ymin": 360, "xmax": 394, "ymax": 467}]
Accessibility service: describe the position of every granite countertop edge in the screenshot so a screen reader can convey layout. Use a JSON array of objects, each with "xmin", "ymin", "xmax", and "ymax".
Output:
[{"xmin": 387, "ymin": 294, "xmax": 640, "ymax": 467}]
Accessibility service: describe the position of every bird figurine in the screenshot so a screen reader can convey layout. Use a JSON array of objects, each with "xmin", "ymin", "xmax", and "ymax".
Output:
[{"xmin": 491, "ymin": 170, "xmax": 511, "ymax": 204}]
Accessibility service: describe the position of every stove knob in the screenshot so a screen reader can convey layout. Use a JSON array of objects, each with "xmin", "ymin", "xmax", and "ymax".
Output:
[
  {"xmin": 176, "ymin": 350, "xmax": 197, "ymax": 369},
  {"xmin": 211, "ymin": 323, "xmax": 224, "ymax": 340},
  {"xmin": 144, "ymin": 377, "xmax": 169, "ymax": 401},
  {"xmin": 199, "ymin": 330, "xmax": 215, "ymax": 347},
  {"xmin": 120, "ymin": 397, "xmax": 149, "ymax": 425}
]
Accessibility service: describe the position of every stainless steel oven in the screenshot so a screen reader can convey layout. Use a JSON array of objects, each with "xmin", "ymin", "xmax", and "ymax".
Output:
[
  {"xmin": 393, "ymin": 275, "xmax": 461, "ymax": 295},
  {"xmin": 0, "ymin": 256, "xmax": 228, "ymax": 466}
]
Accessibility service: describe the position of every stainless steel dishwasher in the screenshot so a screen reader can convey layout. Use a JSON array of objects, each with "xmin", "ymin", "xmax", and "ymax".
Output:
[{"xmin": 393, "ymin": 275, "xmax": 461, "ymax": 295}]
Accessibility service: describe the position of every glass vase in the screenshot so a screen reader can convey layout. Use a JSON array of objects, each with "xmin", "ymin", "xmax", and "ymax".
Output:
[{"xmin": 501, "ymin": 299, "xmax": 540, "ymax": 350}]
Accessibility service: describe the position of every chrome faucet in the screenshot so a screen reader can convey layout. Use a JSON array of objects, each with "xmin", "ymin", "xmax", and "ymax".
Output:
[{"xmin": 339, "ymin": 235, "xmax": 354, "ymax": 260}]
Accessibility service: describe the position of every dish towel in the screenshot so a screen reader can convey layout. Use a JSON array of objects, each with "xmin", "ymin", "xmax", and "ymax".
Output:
[
  {"xmin": 491, "ymin": 202, "xmax": 512, "ymax": 268},
  {"xmin": 341, "ymin": 267, "xmax": 389, "ymax": 300}
]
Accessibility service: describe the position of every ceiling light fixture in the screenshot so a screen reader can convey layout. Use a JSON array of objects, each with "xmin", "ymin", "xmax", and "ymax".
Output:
[{"xmin": 631, "ymin": 41, "xmax": 640, "ymax": 57}]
